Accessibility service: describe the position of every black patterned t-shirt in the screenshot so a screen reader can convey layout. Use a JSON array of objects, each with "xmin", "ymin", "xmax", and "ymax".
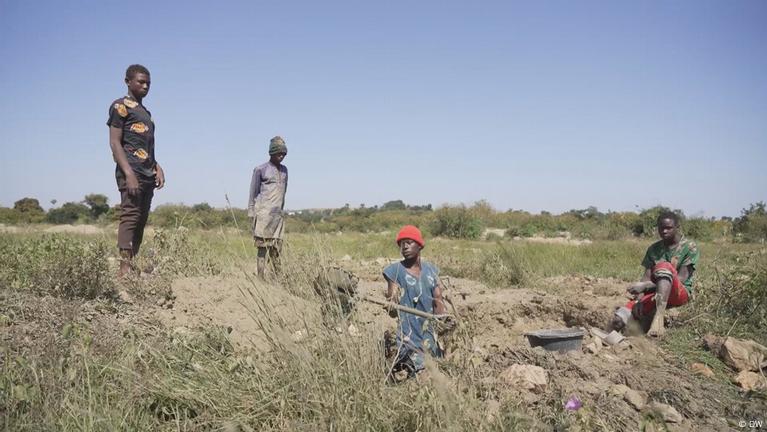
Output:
[{"xmin": 106, "ymin": 95, "xmax": 156, "ymax": 181}]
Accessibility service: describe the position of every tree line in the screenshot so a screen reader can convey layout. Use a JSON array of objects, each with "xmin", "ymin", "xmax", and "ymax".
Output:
[{"xmin": 1, "ymin": 196, "xmax": 765, "ymax": 242}]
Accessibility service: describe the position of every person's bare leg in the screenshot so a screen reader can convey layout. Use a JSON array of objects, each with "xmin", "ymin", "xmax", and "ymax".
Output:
[
  {"xmin": 257, "ymin": 246, "xmax": 267, "ymax": 278},
  {"xmin": 648, "ymin": 278, "xmax": 671, "ymax": 338},
  {"xmin": 269, "ymin": 246, "xmax": 281, "ymax": 275},
  {"xmin": 118, "ymin": 249, "xmax": 133, "ymax": 278}
]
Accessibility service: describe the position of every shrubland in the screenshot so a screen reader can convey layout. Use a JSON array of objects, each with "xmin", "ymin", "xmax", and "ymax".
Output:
[
  {"xmin": 1, "ymin": 209, "xmax": 765, "ymax": 430},
  {"xmin": 3, "ymin": 197, "xmax": 765, "ymax": 243}
]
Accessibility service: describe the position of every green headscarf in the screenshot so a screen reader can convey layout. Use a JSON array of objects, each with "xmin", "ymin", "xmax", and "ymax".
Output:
[{"xmin": 269, "ymin": 136, "xmax": 288, "ymax": 155}]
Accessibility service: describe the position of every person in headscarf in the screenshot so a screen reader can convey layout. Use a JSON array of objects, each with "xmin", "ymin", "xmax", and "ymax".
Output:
[
  {"xmin": 382, "ymin": 225, "xmax": 448, "ymax": 378},
  {"xmin": 248, "ymin": 136, "xmax": 288, "ymax": 278}
]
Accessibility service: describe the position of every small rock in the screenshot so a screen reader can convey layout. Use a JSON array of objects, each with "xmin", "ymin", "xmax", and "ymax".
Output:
[
  {"xmin": 472, "ymin": 346, "xmax": 488, "ymax": 357},
  {"xmin": 613, "ymin": 340, "xmax": 631, "ymax": 353},
  {"xmin": 291, "ymin": 330, "xmax": 306, "ymax": 342},
  {"xmin": 690, "ymin": 363, "xmax": 715, "ymax": 378},
  {"xmin": 157, "ymin": 298, "xmax": 166, "ymax": 307},
  {"xmin": 704, "ymin": 334, "xmax": 767, "ymax": 372},
  {"xmin": 734, "ymin": 370, "xmax": 767, "ymax": 391},
  {"xmin": 565, "ymin": 349, "xmax": 584, "ymax": 359},
  {"xmin": 644, "ymin": 402, "xmax": 683, "ymax": 423},
  {"xmin": 623, "ymin": 388, "xmax": 647, "ymax": 410},
  {"xmin": 499, "ymin": 364, "xmax": 548, "ymax": 393},
  {"xmin": 479, "ymin": 376, "xmax": 496, "ymax": 386},
  {"xmin": 117, "ymin": 290, "xmax": 133, "ymax": 304},
  {"xmin": 173, "ymin": 326, "xmax": 190, "ymax": 337},
  {"xmin": 585, "ymin": 341, "xmax": 601, "ymax": 354},
  {"xmin": 341, "ymin": 254, "xmax": 352, "ymax": 262},
  {"xmin": 485, "ymin": 399, "xmax": 501, "ymax": 421},
  {"xmin": 581, "ymin": 382, "xmax": 602, "ymax": 396},
  {"xmin": 610, "ymin": 384, "xmax": 630, "ymax": 397},
  {"xmin": 348, "ymin": 324, "xmax": 360, "ymax": 337}
]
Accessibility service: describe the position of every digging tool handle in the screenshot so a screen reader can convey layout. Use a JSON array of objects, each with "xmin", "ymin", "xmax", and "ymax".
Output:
[{"xmin": 361, "ymin": 296, "xmax": 451, "ymax": 320}]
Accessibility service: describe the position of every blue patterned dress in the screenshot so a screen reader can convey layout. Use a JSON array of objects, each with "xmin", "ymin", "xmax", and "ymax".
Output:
[{"xmin": 383, "ymin": 260, "xmax": 444, "ymax": 373}]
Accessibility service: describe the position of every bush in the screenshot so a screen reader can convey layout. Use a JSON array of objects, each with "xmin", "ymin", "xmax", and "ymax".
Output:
[
  {"xmin": 143, "ymin": 228, "xmax": 222, "ymax": 276},
  {"xmin": 46, "ymin": 202, "xmax": 91, "ymax": 224},
  {"xmin": 12, "ymin": 198, "xmax": 45, "ymax": 223},
  {"xmin": 505, "ymin": 225, "xmax": 523, "ymax": 238},
  {"xmin": 84, "ymin": 194, "xmax": 110, "ymax": 219},
  {"xmin": 481, "ymin": 244, "xmax": 531, "ymax": 287},
  {"xmin": 0, "ymin": 207, "xmax": 20, "ymax": 224},
  {"xmin": 690, "ymin": 250, "xmax": 767, "ymax": 344},
  {"xmin": 684, "ymin": 217, "xmax": 714, "ymax": 241},
  {"xmin": 634, "ymin": 206, "xmax": 679, "ymax": 237},
  {"xmin": 734, "ymin": 202, "xmax": 767, "ymax": 243},
  {"xmin": 149, "ymin": 204, "xmax": 244, "ymax": 230},
  {"xmin": 0, "ymin": 235, "xmax": 113, "ymax": 299},
  {"xmin": 431, "ymin": 205, "xmax": 484, "ymax": 239}
]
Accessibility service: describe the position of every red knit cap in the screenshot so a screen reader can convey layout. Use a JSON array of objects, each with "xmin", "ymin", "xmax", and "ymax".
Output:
[{"xmin": 396, "ymin": 225, "xmax": 424, "ymax": 247}]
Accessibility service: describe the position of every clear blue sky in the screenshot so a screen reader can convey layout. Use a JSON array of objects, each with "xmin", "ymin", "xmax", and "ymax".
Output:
[{"xmin": 1, "ymin": 0, "xmax": 765, "ymax": 217}]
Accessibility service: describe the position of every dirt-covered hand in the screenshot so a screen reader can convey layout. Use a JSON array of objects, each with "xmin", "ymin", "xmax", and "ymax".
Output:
[
  {"xmin": 627, "ymin": 283, "xmax": 647, "ymax": 295},
  {"xmin": 436, "ymin": 316, "xmax": 457, "ymax": 334},
  {"xmin": 384, "ymin": 302, "xmax": 398, "ymax": 318}
]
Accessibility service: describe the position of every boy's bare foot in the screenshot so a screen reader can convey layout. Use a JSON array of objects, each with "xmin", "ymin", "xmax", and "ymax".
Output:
[
  {"xmin": 117, "ymin": 249, "xmax": 134, "ymax": 278},
  {"xmin": 647, "ymin": 314, "xmax": 666, "ymax": 338},
  {"xmin": 117, "ymin": 263, "xmax": 131, "ymax": 278},
  {"xmin": 647, "ymin": 300, "xmax": 668, "ymax": 338}
]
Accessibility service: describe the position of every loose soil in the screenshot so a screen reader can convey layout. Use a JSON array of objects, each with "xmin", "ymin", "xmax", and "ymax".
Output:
[
  {"xmin": 149, "ymin": 267, "xmax": 765, "ymax": 431},
  {"xmin": 4, "ymin": 263, "xmax": 764, "ymax": 430}
]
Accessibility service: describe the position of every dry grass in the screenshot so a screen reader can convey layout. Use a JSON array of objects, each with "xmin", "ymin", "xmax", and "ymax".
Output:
[{"xmin": 1, "ymin": 228, "xmax": 765, "ymax": 431}]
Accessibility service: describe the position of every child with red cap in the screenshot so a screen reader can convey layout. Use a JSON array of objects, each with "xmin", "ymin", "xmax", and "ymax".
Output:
[{"xmin": 383, "ymin": 225, "xmax": 448, "ymax": 377}]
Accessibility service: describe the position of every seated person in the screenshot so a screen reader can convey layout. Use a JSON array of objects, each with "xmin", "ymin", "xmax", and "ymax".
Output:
[
  {"xmin": 613, "ymin": 211, "xmax": 700, "ymax": 337},
  {"xmin": 383, "ymin": 225, "xmax": 447, "ymax": 378}
]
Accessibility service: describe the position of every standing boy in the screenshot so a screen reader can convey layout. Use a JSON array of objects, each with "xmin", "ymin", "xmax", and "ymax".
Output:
[
  {"xmin": 248, "ymin": 136, "xmax": 288, "ymax": 278},
  {"xmin": 107, "ymin": 64, "xmax": 165, "ymax": 277}
]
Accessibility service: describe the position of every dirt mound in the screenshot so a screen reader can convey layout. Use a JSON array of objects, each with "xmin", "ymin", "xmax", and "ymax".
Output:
[
  {"xmin": 155, "ymin": 275, "xmax": 321, "ymax": 351},
  {"xmin": 147, "ymin": 269, "xmax": 764, "ymax": 430},
  {"xmin": 0, "ymin": 223, "xmax": 20, "ymax": 233},
  {"xmin": 482, "ymin": 228, "xmax": 507, "ymax": 239}
]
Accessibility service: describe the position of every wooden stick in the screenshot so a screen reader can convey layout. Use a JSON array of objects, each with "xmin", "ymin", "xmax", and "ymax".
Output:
[{"xmin": 360, "ymin": 296, "xmax": 452, "ymax": 320}]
